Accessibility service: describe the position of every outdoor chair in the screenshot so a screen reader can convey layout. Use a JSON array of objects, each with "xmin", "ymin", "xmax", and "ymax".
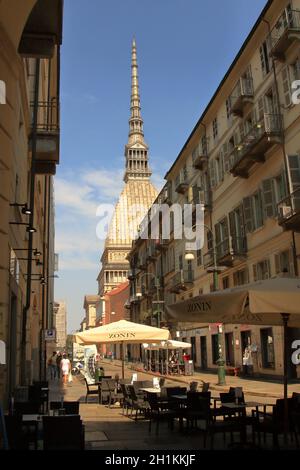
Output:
[
  {"xmin": 120, "ymin": 383, "xmax": 132, "ymax": 415},
  {"xmin": 201, "ymin": 381, "xmax": 210, "ymax": 393},
  {"xmin": 14, "ymin": 401, "xmax": 41, "ymax": 415},
  {"xmin": 84, "ymin": 377, "xmax": 100, "ymax": 403},
  {"xmin": 146, "ymin": 391, "xmax": 178, "ymax": 435},
  {"xmin": 189, "ymin": 381, "xmax": 198, "ymax": 392},
  {"xmin": 100, "ymin": 379, "xmax": 116, "ymax": 405},
  {"xmin": 50, "ymin": 401, "xmax": 80, "ymax": 414},
  {"xmin": 159, "ymin": 378, "xmax": 165, "ymax": 388},
  {"xmin": 252, "ymin": 398, "xmax": 297, "ymax": 448},
  {"xmin": 28, "ymin": 382, "xmax": 49, "ymax": 413},
  {"xmin": 127, "ymin": 385, "xmax": 150, "ymax": 420},
  {"xmin": 183, "ymin": 392, "xmax": 211, "ymax": 430},
  {"xmin": 43, "ymin": 415, "xmax": 85, "ymax": 450}
]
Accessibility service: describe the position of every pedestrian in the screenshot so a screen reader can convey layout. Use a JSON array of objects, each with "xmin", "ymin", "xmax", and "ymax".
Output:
[
  {"xmin": 56, "ymin": 351, "xmax": 62, "ymax": 380},
  {"xmin": 60, "ymin": 353, "xmax": 71, "ymax": 385},
  {"xmin": 48, "ymin": 351, "xmax": 57, "ymax": 380}
]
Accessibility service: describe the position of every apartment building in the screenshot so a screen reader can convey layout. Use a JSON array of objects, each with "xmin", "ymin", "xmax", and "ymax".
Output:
[
  {"xmin": 0, "ymin": 0, "xmax": 63, "ymax": 403},
  {"xmin": 128, "ymin": 0, "xmax": 300, "ymax": 379}
]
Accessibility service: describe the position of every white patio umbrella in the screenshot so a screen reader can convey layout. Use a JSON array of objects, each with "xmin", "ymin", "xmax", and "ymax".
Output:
[
  {"xmin": 166, "ymin": 276, "xmax": 300, "ymax": 440},
  {"xmin": 74, "ymin": 320, "xmax": 171, "ymax": 378}
]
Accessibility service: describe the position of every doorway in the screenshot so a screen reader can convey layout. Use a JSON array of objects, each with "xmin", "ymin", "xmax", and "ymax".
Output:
[
  {"xmin": 241, "ymin": 330, "xmax": 251, "ymax": 360},
  {"xmin": 200, "ymin": 336, "xmax": 207, "ymax": 369},
  {"xmin": 8, "ymin": 293, "xmax": 18, "ymax": 397},
  {"xmin": 190, "ymin": 336, "xmax": 196, "ymax": 363},
  {"xmin": 225, "ymin": 332, "xmax": 235, "ymax": 366}
]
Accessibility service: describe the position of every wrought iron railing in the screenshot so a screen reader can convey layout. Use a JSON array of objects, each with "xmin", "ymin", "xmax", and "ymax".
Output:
[
  {"xmin": 268, "ymin": 8, "xmax": 300, "ymax": 50},
  {"xmin": 30, "ymin": 99, "xmax": 60, "ymax": 133},
  {"xmin": 230, "ymin": 77, "xmax": 254, "ymax": 108},
  {"xmin": 277, "ymin": 187, "xmax": 300, "ymax": 221},
  {"xmin": 171, "ymin": 269, "xmax": 194, "ymax": 287}
]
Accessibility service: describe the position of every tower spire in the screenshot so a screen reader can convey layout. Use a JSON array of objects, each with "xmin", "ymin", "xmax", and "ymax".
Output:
[
  {"xmin": 124, "ymin": 39, "xmax": 151, "ymax": 183},
  {"xmin": 129, "ymin": 38, "xmax": 144, "ymax": 141}
]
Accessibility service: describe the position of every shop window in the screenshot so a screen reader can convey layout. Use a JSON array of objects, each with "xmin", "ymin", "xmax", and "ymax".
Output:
[{"xmin": 260, "ymin": 328, "xmax": 275, "ymax": 369}]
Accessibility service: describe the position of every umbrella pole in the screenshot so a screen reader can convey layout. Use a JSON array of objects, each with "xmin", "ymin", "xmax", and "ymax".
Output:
[
  {"xmin": 121, "ymin": 342, "xmax": 124, "ymax": 379},
  {"xmin": 282, "ymin": 313, "xmax": 290, "ymax": 445}
]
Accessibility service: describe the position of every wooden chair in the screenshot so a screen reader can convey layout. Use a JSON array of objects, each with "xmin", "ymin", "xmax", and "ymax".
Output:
[{"xmin": 84, "ymin": 377, "xmax": 100, "ymax": 403}]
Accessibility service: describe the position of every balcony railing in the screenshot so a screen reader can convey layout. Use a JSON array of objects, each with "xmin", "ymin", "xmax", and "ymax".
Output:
[
  {"xmin": 169, "ymin": 269, "xmax": 194, "ymax": 293},
  {"xmin": 230, "ymin": 77, "xmax": 254, "ymax": 117},
  {"xmin": 230, "ymin": 113, "xmax": 282, "ymax": 178},
  {"xmin": 155, "ymin": 238, "xmax": 169, "ymax": 251},
  {"xmin": 193, "ymin": 142, "xmax": 209, "ymax": 170},
  {"xmin": 127, "ymin": 270, "xmax": 136, "ymax": 281},
  {"xmin": 29, "ymin": 99, "xmax": 60, "ymax": 174},
  {"xmin": 175, "ymin": 175, "xmax": 189, "ymax": 194},
  {"xmin": 268, "ymin": 8, "xmax": 300, "ymax": 60},
  {"xmin": 203, "ymin": 236, "xmax": 247, "ymax": 268},
  {"xmin": 277, "ymin": 187, "xmax": 300, "ymax": 232}
]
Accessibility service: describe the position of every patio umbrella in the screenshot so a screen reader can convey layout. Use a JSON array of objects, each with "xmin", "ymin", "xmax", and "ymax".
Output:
[
  {"xmin": 74, "ymin": 320, "xmax": 171, "ymax": 378},
  {"xmin": 166, "ymin": 276, "xmax": 300, "ymax": 440}
]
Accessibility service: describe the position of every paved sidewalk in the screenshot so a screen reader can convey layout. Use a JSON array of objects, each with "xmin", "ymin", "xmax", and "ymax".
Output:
[
  {"xmin": 105, "ymin": 359, "xmax": 300, "ymax": 399},
  {"xmin": 47, "ymin": 362, "xmax": 298, "ymax": 450}
]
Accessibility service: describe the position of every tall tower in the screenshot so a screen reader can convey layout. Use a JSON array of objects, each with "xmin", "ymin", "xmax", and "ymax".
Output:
[{"xmin": 97, "ymin": 39, "xmax": 158, "ymax": 297}]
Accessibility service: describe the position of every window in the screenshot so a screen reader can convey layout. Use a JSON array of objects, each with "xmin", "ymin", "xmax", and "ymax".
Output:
[
  {"xmin": 196, "ymin": 249, "xmax": 202, "ymax": 267},
  {"xmin": 226, "ymin": 98, "xmax": 232, "ymax": 121},
  {"xmin": 222, "ymin": 276, "xmax": 230, "ymax": 289},
  {"xmin": 282, "ymin": 65, "xmax": 292, "ymax": 107},
  {"xmin": 212, "ymin": 117, "xmax": 218, "ymax": 142},
  {"xmin": 262, "ymin": 178, "xmax": 276, "ymax": 218},
  {"xmin": 211, "ymin": 334, "xmax": 219, "ymax": 364},
  {"xmin": 252, "ymin": 191, "xmax": 264, "ymax": 229},
  {"xmin": 291, "ymin": 58, "xmax": 300, "ymax": 81},
  {"xmin": 260, "ymin": 328, "xmax": 275, "ymax": 369},
  {"xmin": 179, "ymin": 254, "xmax": 183, "ymax": 271},
  {"xmin": 253, "ymin": 259, "xmax": 270, "ymax": 281},
  {"xmin": 233, "ymin": 269, "xmax": 249, "ymax": 286},
  {"xmin": 209, "ymin": 159, "xmax": 216, "ymax": 188},
  {"xmin": 288, "ymin": 155, "xmax": 300, "ymax": 191},
  {"xmin": 275, "ymin": 249, "xmax": 294, "ymax": 275},
  {"xmin": 273, "ymin": 172, "xmax": 287, "ymax": 203},
  {"xmin": 215, "ymin": 154, "xmax": 224, "ymax": 184},
  {"xmin": 9, "ymin": 249, "xmax": 20, "ymax": 283},
  {"xmin": 260, "ymin": 41, "xmax": 270, "ymax": 77}
]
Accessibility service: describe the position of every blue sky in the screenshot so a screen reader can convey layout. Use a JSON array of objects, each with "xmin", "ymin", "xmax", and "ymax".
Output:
[{"xmin": 55, "ymin": 0, "xmax": 267, "ymax": 333}]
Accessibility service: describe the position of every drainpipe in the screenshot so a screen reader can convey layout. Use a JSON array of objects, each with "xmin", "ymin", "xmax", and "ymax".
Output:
[
  {"xmin": 262, "ymin": 18, "xmax": 298, "ymax": 276},
  {"xmin": 21, "ymin": 58, "xmax": 40, "ymax": 384}
]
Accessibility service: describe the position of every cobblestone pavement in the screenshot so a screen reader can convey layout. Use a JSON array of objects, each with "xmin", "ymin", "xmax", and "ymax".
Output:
[{"xmin": 47, "ymin": 360, "xmax": 299, "ymax": 450}]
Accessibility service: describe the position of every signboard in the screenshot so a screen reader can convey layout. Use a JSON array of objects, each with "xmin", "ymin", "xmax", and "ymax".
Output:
[{"xmin": 44, "ymin": 329, "xmax": 56, "ymax": 341}]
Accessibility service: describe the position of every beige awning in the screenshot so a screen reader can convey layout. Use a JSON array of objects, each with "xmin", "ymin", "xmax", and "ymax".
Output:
[
  {"xmin": 74, "ymin": 319, "xmax": 171, "ymax": 345},
  {"xmin": 166, "ymin": 277, "xmax": 300, "ymax": 327}
]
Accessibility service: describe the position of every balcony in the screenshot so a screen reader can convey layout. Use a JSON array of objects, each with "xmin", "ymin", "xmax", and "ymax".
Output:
[
  {"xmin": 169, "ymin": 269, "xmax": 194, "ymax": 294},
  {"xmin": 175, "ymin": 176, "xmax": 189, "ymax": 194},
  {"xmin": 193, "ymin": 142, "xmax": 209, "ymax": 170},
  {"xmin": 146, "ymin": 243, "xmax": 157, "ymax": 261},
  {"xmin": 137, "ymin": 258, "xmax": 147, "ymax": 270},
  {"xmin": 161, "ymin": 185, "xmax": 172, "ymax": 205},
  {"xmin": 130, "ymin": 295, "xmax": 140, "ymax": 305},
  {"xmin": 230, "ymin": 77, "xmax": 254, "ymax": 117},
  {"xmin": 230, "ymin": 113, "xmax": 282, "ymax": 178},
  {"xmin": 203, "ymin": 237, "xmax": 247, "ymax": 268},
  {"xmin": 155, "ymin": 238, "xmax": 169, "ymax": 251},
  {"xmin": 277, "ymin": 188, "xmax": 300, "ymax": 232},
  {"xmin": 29, "ymin": 100, "xmax": 60, "ymax": 175},
  {"xmin": 192, "ymin": 189, "xmax": 212, "ymax": 211},
  {"xmin": 268, "ymin": 8, "xmax": 300, "ymax": 61}
]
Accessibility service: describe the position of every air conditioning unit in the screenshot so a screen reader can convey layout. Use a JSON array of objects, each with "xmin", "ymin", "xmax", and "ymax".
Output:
[{"xmin": 279, "ymin": 205, "xmax": 292, "ymax": 219}]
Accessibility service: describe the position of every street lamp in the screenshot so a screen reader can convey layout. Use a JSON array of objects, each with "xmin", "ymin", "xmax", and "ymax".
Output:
[
  {"xmin": 136, "ymin": 272, "xmax": 163, "ymax": 328},
  {"xmin": 185, "ymin": 223, "xmax": 227, "ymax": 385}
]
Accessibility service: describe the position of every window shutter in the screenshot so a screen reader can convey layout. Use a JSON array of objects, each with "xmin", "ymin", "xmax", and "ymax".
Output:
[
  {"xmin": 288, "ymin": 155, "xmax": 300, "ymax": 190},
  {"xmin": 289, "ymin": 247, "xmax": 295, "ymax": 275},
  {"xmin": 192, "ymin": 185, "xmax": 199, "ymax": 203},
  {"xmin": 209, "ymin": 159, "xmax": 216, "ymax": 188},
  {"xmin": 265, "ymin": 259, "xmax": 271, "ymax": 278},
  {"xmin": 274, "ymin": 253, "xmax": 281, "ymax": 274},
  {"xmin": 262, "ymin": 178, "xmax": 276, "ymax": 218},
  {"xmin": 256, "ymin": 96, "xmax": 264, "ymax": 122},
  {"xmin": 282, "ymin": 66, "xmax": 291, "ymax": 107},
  {"xmin": 243, "ymin": 197, "xmax": 253, "ymax": 233},
  {"xmin": 260, "ymin": 45, "xmax": 266, "ymax": 77},
  {"xmin": 229, "ymin": 211, "xmax": 236, "ymax": 238},
  {"xmin": 253, "ymin": 264, "xmax": 257, "ymax": 282},
  {"xmin": 239, "ymin": 122, "xmax": 245, "ymax": 141}
]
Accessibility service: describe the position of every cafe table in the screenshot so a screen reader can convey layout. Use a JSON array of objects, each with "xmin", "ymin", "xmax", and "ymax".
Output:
[{"xmin": 139, "ymin": 387, "xmax": 161, "ymax": 394}]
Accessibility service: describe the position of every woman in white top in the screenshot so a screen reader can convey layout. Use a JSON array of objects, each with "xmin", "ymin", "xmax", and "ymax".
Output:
[{"xmin": 60, "ymin": 353, "xmax": 71, "ymax": 384}]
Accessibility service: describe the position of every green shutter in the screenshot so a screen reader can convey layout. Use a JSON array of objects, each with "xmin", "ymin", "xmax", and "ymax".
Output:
[
  {"xmin": 274, "ymin": 253, "xmax": 281, "ymax": 274},
  {"xmin": 262, "ymin": 179, "xmax": 276, "ymax": 218},
  {"xmin": 288, "ymin": 155, "xmax": 300, "ymax": 190},
  {"xmin": 282, "ymin": 66, "xmax": 291, "ymax": 107},
  {"xmin": 209, "ymin": 159, "xmax": 216, "ymax": 188},
  {"xmin": 243, "ymin": 197, "xmax": 253, "ymax": 233}
]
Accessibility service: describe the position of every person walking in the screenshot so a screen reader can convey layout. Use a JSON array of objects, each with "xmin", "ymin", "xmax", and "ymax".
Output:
[
  {"xmin": 48, "ymin": 351, "xmax": 57, "ymax": 380},
  {"xmin": 60, "ymin": 353, "xmax": 71, "ymax": 385}
]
